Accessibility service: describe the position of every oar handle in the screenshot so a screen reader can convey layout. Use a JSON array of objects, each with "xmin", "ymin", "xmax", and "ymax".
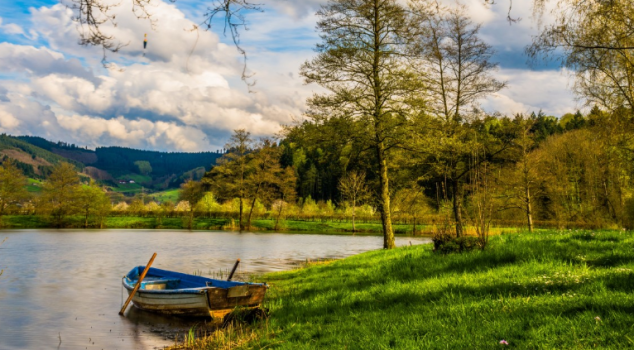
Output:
[
  {"xmin": 119, "ymin": 252, "xmax": 157, "ymax": 316},
  {"xmin": 227, "ymin": 259, "xmax": 240, "ymax": 281}
]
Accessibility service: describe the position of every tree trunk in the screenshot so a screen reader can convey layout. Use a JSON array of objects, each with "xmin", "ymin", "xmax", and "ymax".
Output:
[
  {"xmin": 274, "ymin": 202, "xmax": 283, "ymax": 231},
  {"xmin": 84, "ymin": 211, "xmax": 88, "ymax": 229},
  {"xmin": 352, "ymin": 197, "xmax": 356, "ymax": 233},
  {"xmin": 239, "ymin": 197, "xmax": 244, "ymax": 231},
  {"xmin": 526, "ymin": 186, "xmax": 534, "ymax": 233},
  {"xmin": 246, "ymin": 184, "xmax": 261, "ymax": 230},
  {"xmin": 452, "ymin": 179, "xmax": 464, "ymax": 237},
  {"xmin": 377, "ymin": 142, "xmax": 395, "ymax": 249}
]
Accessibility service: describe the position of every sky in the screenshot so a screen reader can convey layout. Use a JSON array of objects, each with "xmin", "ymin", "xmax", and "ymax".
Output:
[{"xmin": 0, "ymin": 0, "xmax": 578, "ymax": 152}]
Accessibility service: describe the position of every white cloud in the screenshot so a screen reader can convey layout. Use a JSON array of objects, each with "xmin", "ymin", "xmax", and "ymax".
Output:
[
  {"xmin": 0, "ymin": 0, "xmax": 580, "ymax": 152},
  {"xmin": 482, "ymin": 68, "xmax": 578, "ymax": 116}
]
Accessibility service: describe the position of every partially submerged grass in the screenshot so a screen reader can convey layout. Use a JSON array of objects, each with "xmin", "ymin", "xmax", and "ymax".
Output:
[{"xmin": 172, "ymin": 229, "xmax": 634, "ymax": 349}]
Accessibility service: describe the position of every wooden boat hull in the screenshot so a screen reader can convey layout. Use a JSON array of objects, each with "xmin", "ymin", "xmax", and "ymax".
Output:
[{"xmin": 123, "ymin": 266, "xmax": 268, "ymax": 319}]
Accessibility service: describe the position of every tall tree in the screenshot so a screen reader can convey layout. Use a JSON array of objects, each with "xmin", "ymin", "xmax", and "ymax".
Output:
[
  {"xmin": 274, "ymin": 166, "xmax": 298, "ymax": 231},
  {"xmin": 0, "ymin": 159, "xmax": 29, "ymax": 217},
  {"xmin": 204, "ymin": 129, "xmax": 254, "ymax": 231},
  {"xmin": 178, "ymin": 180, "xmax": 205, "ymax": 230},
  {"xmin": 244, "ymin": 139, "xmax": 284, "ymax": 230},
  {"xmin": 39, "ymin": 162, "xmax": 80, "ymax": 227},
  {"xmin": 501, "ymin": 115, "xmax": 541, "ymax": 232},
  {"xmin": 301, "ymin": 0, "xmax": 423, "ymax": 249},
  {"xmin": 410, "ymin": 1, "xmax": 506, "ymax": 237}
]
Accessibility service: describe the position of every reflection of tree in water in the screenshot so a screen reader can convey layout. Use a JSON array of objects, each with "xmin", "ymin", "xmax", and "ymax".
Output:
[{"xmin": 0, "ymin": 237, "xmax": 6, "ymax": 278}]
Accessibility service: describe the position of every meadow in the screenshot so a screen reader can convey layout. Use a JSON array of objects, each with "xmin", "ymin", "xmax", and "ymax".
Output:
[
  {"xmin": 175, "ymin": 229, "xmax": 634, "ymax": 349},
  {"xmin": 0, "ymin": 215, "xmax": 419, "ymax": 235}
]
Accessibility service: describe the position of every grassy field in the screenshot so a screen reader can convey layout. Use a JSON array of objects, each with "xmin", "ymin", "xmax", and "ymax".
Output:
[
  {"xmin": 26, "ymin": 178, "xmax": 43, "ymax": 192},
  {"xmin": 173, "ymin": 229, "xmax": 634, "ymax": 349},
  {"xmin": 0, "ymin": 215, "xmax": 422, "ymax": 235},
  {"xmin": 149, "ymin": 189, "xmax": 180, "ymax": 203}
]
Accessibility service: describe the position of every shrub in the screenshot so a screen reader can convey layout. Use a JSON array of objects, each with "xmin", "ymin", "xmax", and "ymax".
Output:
[{"xmin": 432, "ymin": 226, "xmax": 479, "ymax": 254}]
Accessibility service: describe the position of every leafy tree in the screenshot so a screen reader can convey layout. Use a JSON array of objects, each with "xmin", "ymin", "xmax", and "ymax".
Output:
[
  {"xmin": 204, "ymin": 129, "xmax": 254, "ymax": 230},
  {"xmin": 244, "ymin": 139, "xmax": 284, "ymax": 230},
  {"xmin": 178, "ymin": 180, "xmax": 205, "ymax": 230},
  {"xmin": 495, "ymin": 115, "xmax": 541, "ymax": 232},
  {"xmin": 410, "ymin": 2, "xmax": 506, "ymax": 237},
  {"xmin": 39, "ymin": 162, "xmax": 80, "ymax": 227},
  {"xmin": 0, "ymin": 159, "xmax": 29, "ymax": 216},
  {"xmin": 134, "ymin": 160, "xmax": 152, "ymax": 175},
  {"xmin": 301, "ymin": 0, "xmax": 424, "ymax": 249},
  {"xmin": 273, "ymin": 166, "xmax": 297, "ymax": 231},
  {"xmin": 197, "ymin": 192, "xmax": 221, "ymax": 215},
  {"xmin": 76, "ymin": 181, "xmax": 111, "ymax": 228}
]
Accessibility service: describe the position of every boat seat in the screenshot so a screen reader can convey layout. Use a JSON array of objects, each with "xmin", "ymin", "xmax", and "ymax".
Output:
[{"xmin": 140, "ymin": 278, "xmax": 181, "ymax": 290}]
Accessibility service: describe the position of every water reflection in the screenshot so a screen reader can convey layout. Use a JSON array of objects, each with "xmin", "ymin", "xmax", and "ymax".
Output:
[{"xmin": 0, "ymin": 229, "xmax": 430, "ymax": 349}]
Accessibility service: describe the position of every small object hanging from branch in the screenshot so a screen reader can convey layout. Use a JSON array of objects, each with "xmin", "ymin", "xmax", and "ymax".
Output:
[
  {"xmin": 67, "ymin": 0, "xmax": 262, "ymax": 90},
  {"xmin": 65, "ymin": 0, "xmax": 155, "ymax": 68}
]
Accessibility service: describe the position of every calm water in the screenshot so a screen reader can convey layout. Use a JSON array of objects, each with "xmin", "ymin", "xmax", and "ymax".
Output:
[{"xmin": 0, "ymin": 229, "xmax": 430, "ymax": 350}]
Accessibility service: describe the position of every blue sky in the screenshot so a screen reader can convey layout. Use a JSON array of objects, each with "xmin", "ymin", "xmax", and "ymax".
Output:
[{"xmin": 0, "ymin": 0, "xmax": 578, "ymax": 152}]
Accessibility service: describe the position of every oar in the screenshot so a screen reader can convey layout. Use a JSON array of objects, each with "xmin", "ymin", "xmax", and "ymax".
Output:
[
  {"xmin": 227, "ymin": 259, "xmax": 240, "ymax": 281},
  {"xmin": 119, "ymin": 252, "xmax": 157, "ymax": 316}
]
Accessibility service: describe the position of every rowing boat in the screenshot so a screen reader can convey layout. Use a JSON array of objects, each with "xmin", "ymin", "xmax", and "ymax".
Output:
[{"xmin": 122, "ymin": 266, "xmax": 267, "ymax": 319}]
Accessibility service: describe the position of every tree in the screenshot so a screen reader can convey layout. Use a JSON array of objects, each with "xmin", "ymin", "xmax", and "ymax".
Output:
[
  {"xmin": 178, "ymin": 180, "xmax": 204, "ymax": 230},
  {"xmin": 0, "ymin": 159, "xmax": 29, "ymax": 217},
  {"xmin": 273, "ymin": 166, "xmax": 298, "ymax": 231},
  {"xmin": 244, "ymin": 139, "xmax": 284, "ymax": 230},
  {"xmin": 496, "ymin": 115, "xmax": 541, "ymax": 232},
  {"xmin": 301, "ymin": 0, "xmax": 424, "ymax": 249},
  {"xmin": 197, "ymin": 192, "xmax": 220, "ymax": 216},
  {"xmin": 410, "ymin": 2, "xmax": 506, "ymax": 237},
  {"xmin": 39, "ymin": 162, "xmax": 80, "ymax": 227},
  {"xmin": 392, "ymin": 183, "xmax": 427, "ymax": 235},
  {"xmin": 75, "ymin": 180, "xmax": 111, "ymax": 228},
  {"xmin": 338, "ymin": 171, "xmax": 368, "ymax": 232},
  {"xmin": 134, "ymin": 160, "xmax": 152, "ymax": 175},
  {"xmin": 528, "ymin": 0, "xmax": 634, "ymax": 112},
  {"xmin": 204, "ymin": 129, "xmax": 254, "ymax": 231}
]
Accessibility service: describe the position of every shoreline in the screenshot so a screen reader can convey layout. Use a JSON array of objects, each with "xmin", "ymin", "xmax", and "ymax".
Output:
[{"xmin": 0, "ymin": 215, "xmax": 434, "ymax": 237}]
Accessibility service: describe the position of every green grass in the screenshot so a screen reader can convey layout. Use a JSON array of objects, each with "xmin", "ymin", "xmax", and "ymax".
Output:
[
  {"xmin": 109, "ymin": 183, "xmax": 143, "ymax": 193},
  {"xmin": 25, "ymin": 178, "xmax": 43, "ymax": 192},
  {"xmin": 179, "ymin": 229, "xmax": 634, "ymax": 349},
  {"xmin": 148, "ymin": 189, "xmax": 180, "ymax": 203},
  {"xmin": 0, "ymin": 215, "xmax": 423, "ymax": 235}
]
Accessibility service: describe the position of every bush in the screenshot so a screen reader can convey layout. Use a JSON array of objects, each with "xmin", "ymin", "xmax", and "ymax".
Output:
[{"xmin": 432, "ymin": 228, "xmax": 479, "ymax": 254}]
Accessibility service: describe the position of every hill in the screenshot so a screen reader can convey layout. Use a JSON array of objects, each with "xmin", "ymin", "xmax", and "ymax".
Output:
[
  {"xmin": 0, "ymin": 134, "xmax": 84, "ymax": 178},
  {"xmin": 15, "ymin": 135, "xmax": 225, "ymax": 193}
]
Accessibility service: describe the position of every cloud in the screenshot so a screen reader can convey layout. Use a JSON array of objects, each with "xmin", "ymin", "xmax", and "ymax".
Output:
[
  {"xmin": 0, "ymin": 1, "xmax": 310, "ymax": 151},
  {"xmin": 482, "ymin": 68, "xmax": 578, "ymax": 116},
  {"xmin": 0, "ymin": 0, "xmax": 580, "ymax": 152}
]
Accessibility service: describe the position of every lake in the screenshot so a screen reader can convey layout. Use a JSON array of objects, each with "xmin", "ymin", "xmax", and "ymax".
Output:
[{"xmin": 0, "ymin": 229, "xmax": 431, "ymax": 350}]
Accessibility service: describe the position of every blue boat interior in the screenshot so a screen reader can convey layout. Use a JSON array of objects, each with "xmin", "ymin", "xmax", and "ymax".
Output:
[{"xmin": 124, "ymin": 266, "xmax": 264, "ymax": 293}]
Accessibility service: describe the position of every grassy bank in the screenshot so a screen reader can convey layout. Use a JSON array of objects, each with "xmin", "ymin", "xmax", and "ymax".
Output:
[
  {"xmin": 177, "ymin": 229, "xmax": 634, "ymax": 349},
  {"xmin": 0, "ymin": 215, "xmax": 422, "ymax": 235}
]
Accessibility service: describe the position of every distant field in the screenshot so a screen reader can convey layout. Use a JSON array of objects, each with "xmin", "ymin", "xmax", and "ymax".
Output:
[
  {"xmin": 26, "ymin": 178, "xmax": 43, "ymax": 192},
  {"xmin": 148, "ymin": 189, "xmax": 180, "ymax": 203}
]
